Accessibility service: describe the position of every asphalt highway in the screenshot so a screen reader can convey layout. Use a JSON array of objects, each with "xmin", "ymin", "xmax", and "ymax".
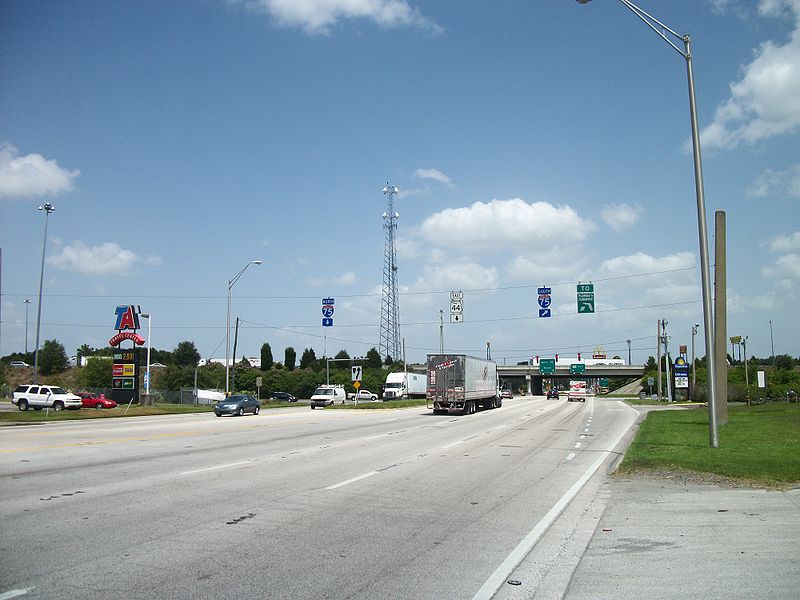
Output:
[{"xmin": 0, "ymin": 396, "xmax": 638, "ymax": 599}]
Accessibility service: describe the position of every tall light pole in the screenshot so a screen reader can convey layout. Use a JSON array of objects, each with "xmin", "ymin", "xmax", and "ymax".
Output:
[
  {"xmin": 33, "ymin": 203, "xmax": 55, "ymax": 385},
  {"xmin": 140, "ymin": 313, "xmax": 151, "ymax": 405},
  {"xmin": 742, "ymin": 335, "xmax": 749, "ymax": 387},
  {"xmin": 626, "ymin": 339, "xmax": 631, "ymax": 365},
  {"xmin": 769, "ymin": 320, "xmax": 775, "ymax": 367},
  {"xmin": 691, "ymin": 323, "xmax": 699, "ymax": 401},
  {"xmin": 24, "ymin": 298, "xmax": 31, "ymax": 354},
  {"xmin": 577, "ymin": 0, "xmax": 718, "ymax": 446},
  {"xmin": 226, "ymin": 260, "xmax": 262, "ymax": 394}
]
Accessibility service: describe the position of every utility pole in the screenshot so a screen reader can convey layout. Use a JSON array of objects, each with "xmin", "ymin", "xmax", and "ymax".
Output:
[
  {"xmin": 657, "ymin": 319, "xmax": 663, "ymax": 402},
  {"xmin": 691, "ymin": 323, "xmax": 699, "ymax": 401},
  {"xmin": 743, "ymin": 335, "xmax": 749, "ymax": 387},
  {"xmin": 769, "ymin": 320, "xmax": 775, "ymax": 367},
  {"xmin": 663, "ymin": 319, "xmax": 673, "ymax": 403},
  {"xmin": 626, "ymin": 339, "xmax": 631, "ymax": 365},
  {"xmin": 439, "ymin": 310, "xmax": 444, "ymax": 354}
]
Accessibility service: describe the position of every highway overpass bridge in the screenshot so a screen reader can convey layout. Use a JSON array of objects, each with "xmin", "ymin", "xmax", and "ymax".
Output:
[{"xmin": 497, "ymin": 364, "xmax": 644, "ymax": 395}]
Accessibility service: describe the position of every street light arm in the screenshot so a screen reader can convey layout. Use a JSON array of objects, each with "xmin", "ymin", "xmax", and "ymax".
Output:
[
  {"xmin": 618, "ymin": 0, "xmax": 686, "ymax": 58},
  {"xmin": 228, "ymin": 260, "xmax": 262, "ymax": 289}
]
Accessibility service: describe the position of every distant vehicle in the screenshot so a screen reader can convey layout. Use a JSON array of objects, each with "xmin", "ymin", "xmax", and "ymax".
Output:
[
  {"xmin": 500, "ymin": 388, "xmax": 513, "ymax": 399},
  {"xmin": 347, "ymin": 389, "xmax": 378, "ymax": 402},
  {"xmin": 12, "ymin": 385, "xmax": 82, "ymax": 411},
  {"xmin": 568, "ymin": 380, "xmax": 587, "ymax": 402},
  {"xmin": 546, "ymin": 388, "xmax": 560, "ymax": 399},
  {"xmin": 427, "ymin": 354, "xmax": 501, "ymax": 415},
  {"xmin": 382, "ymin": 371, "xmax": 426, "ymax": 400},
  {"xmin": 270, "ymin": 391, "xmax": 297, "ymax": 402},
  {"xmin": 310, "ymin": 384, "xmax": 346, "ymax": 409},
  {"xmin": 9, "ymin": 361, "xmax": 29, "ymax": 368},
  {"xmin": 76, "ymin": 392, "xmax": 117, "ymax": 409},
  {"xmin": 214, "ymin": 395, "xmax": 260, "ymax": 417}
]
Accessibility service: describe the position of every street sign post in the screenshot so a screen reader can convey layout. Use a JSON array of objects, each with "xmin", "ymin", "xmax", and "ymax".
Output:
[
  {"xmin": 537, "ymin": 286, "xmax": 552, "ymax": 318},
  {"xmin": 322, "ymin": 297, "xmax": 334, "ymax": 327},
  {"xmin": 577, "ymin": 283, "xmax": 595, "ymax": 314},
  {"xmin": 450, "ymin": 290, "xmax": 464, "ymax": 323},
  {"xmin": 539, "ymin": 358, "xmax": 556, "ymax": 374},
  {"xmin": 351, "ymin": 365, "xmax": 363, "ymax": 382}
]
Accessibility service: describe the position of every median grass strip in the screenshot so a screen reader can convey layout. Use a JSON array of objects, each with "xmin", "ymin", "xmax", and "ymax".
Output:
[
  {"xmin": 329, "ymin": 399, "xmax": 429, "ymax": 410},
  {"xmin": 618, "ymin": 403, "xmax": 800, "ymax": 487}
]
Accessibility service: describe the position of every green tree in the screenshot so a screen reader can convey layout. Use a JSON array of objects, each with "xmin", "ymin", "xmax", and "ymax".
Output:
[
  {"xmin": 38, "ymin": 339, "xmax": 68, "ymax": 376},
  {"xmin": 333, "ymin": 349, "xmax": 350, "ymax": 369},
  {"xmin": 365, "ymin": 347, "xmax": 382, "ymax": 369},
  {"xmin": 173, "ymin": 341, "xmax": 200, "ymax": 368},
  {"xmin": 300, "ymin": 348, "xmax": 317, "ymax": 370},
  {"xmin": 284, "ymin": 347, "xmax": 296, "ymax": 371},
  {"xmin": 76, "ymin": 357, "xmax": 112, "ymax": 388},
  {"xmin": 775, "ymin": 354, "xmax": 794, "ymax": 370},
  {"xmin": 260, "ymin": 342, "xmax": 274, "ymax": 371},
  {"xmin": 645, "ymin": 356, "xmax": 657, "ymax": 370}
]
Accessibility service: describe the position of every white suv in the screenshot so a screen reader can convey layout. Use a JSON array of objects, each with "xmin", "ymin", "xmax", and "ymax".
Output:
[{"xmin": 12, "ymin": 385, "xmax": 82, "ymax": 411}]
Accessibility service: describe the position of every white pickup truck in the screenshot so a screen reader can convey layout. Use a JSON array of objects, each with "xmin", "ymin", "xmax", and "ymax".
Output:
[{"xmin": 347, "ymin": 389, "xmax": 379, "ymax": 402}]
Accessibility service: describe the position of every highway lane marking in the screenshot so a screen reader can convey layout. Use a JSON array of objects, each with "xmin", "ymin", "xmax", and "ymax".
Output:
[
  {"xmin": 566, "ymin": 453, "xmax": 576, "ymax": 461},
  {"xmin": 442, "ymin": 439, "xmax": 464, "ymax": 449},
  {"xmin": 181, "ymin": 460, "xmax": 253, "ymax": 475},
  {"xmin": 575, "ymin": 442, "xmax": 581, "ymax": 448},
  {"xmin": 325, "ymin": 470, "xmax": 378, "ymax": 490},
  {"xmin": 0, "ymin": 589, "xmax": 32, "ymax": 599},
  {"xmin": 584, "ymin": 428, "xmax": 589, "ymax": 432},
  {"xmin": 472, "ymin": 401, "xmax": 639, "ymax": 600}
]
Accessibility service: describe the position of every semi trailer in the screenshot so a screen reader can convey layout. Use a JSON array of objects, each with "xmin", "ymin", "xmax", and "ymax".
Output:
[{"xmin": 426, "ymin": 354, "xmax": 501, "ymax": 415}]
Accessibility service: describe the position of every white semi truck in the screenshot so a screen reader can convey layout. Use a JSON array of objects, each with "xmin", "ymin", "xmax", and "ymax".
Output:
[
  {"xmin": 382, "ymin": 371, "xmax": 426, "ymax": 400},
  {"xmin": 426, "ymin": 354, "xmax": 501, "ymax": 415}
]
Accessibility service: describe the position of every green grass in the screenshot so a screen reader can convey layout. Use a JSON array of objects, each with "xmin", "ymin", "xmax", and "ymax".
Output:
[
  {"xmin": 619, "ymin": 403, "xmax": 800, "ymax": 486},
  {"xmin": 0, "ymin": 403, "xmax": 216, "ymax": 423}
]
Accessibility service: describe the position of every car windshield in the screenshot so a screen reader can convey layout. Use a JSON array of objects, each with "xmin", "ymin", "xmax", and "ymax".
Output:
[
  {"xmin": 313, "ymin": 388, "xmax": 333, "ymax": 395},
  {"xmin": 385, "ymin": 383, "xmax": 402, "ymax": 389},
  {"xmin": 226, "ymin": 396, "xmax": 247, "ymax": 402}
]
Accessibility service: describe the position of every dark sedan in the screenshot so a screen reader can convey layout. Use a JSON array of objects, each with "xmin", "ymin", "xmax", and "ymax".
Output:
[
  {"xmin": 214, "ymin": 395, "xmax": 260, "ymax": 417},
  {"xmin": 270, "ymin": 391, "xmax": 297, "ymax": 402},
  {"xmin": 546, "ymin": 388, "xmax": 560, "ymax": 399}
]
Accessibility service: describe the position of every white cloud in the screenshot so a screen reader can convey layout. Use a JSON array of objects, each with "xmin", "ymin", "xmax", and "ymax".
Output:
[
  {"xmin": 414, "ymin": 168, "xmax": 453, "ymax": 187},
  {"xmin": 599, "ymin": 203, "xmax": 644, "ymax": 233},
  {"xmin": 762, "ymin": 253, "xmax": 800, "ymax": 279},
  {"xmin": 747, "ymin": 163, "xmax": 800, "ymax": 197},
  {"xmin": 700, "ymin": 2, "xmax": 800, "ymax": 150},
  {"xmin": 599, "ymin": 251, "xmax": 697, "ymax": 276},
  {"xmin": 396, "ymin": 237, "xmax": 421, "ymax": 259},
  {"xmin": 229, "ymin": 0, "xmax": 441, "ymax": 35},
  {"xmin": 47, "ymin": 241, "xmax": 159, "ymax": 276},
  {"xmin": 769, "ymin": 230, "xmax": 800, "ymax": 251},
  {"xmin": 0, "ymin": 143, "xmax": 79, "ymax": 199},
  {"xmin": 419, "ymin": 198, "xmax": 595, "ymax": 254},
  {"xmin": 417, "ymin": 262, "xmax": 499, "ymax": 291},
  {"xmin": 335, "ymin": 271, "xmax": 357, "ymax": 285}
]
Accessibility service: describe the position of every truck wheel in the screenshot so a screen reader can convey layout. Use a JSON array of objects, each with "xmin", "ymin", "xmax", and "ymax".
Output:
[
  {"xmin": 311, "ymin": 405, "xmax": 315, "ymax": 410},
  {"xmin": 18, "ymin": 399, "xmax": 29, "ymax": 411},
  {"xmin": 53, "ymin": 401, "xmax": 64, "ymax": 411}
]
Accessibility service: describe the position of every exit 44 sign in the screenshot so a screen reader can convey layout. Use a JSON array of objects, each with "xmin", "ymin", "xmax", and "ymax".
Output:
[{"xmin": 577, "ymin": 283, "xmax": 595, "ymax": 314}]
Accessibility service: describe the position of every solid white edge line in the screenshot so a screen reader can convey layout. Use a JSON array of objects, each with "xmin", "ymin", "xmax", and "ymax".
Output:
[
  {"xmin": 471, "ymin": 403, "xmax": 638, "ymax": 600},
  {"xmin": 442, "ymin": 439, "xmax": 464, "ymax": 449},
  {"xmin": 566, "ymin": 452, "xmax": 576, "ymax": 461},
  {"xmin": 325, "ymin": 470, "xmax": 378, "ymax": 490}
]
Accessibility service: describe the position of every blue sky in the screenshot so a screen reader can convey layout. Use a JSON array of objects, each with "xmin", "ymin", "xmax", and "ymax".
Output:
[{"xmin": 1, "ymin": 0, "xmax": 799, "ymax": 367}]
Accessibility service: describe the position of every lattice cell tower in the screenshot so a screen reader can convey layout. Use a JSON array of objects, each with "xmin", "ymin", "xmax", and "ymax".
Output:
[{"xmin": 379, "ymin": 184, "xmax": 401, "ymax": 362}]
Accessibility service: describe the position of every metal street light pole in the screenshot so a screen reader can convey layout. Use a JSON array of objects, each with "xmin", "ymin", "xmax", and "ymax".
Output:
[
  {"xmin": 140, "ymin": 313, "xmax": 151, "ymax": 405},
  {"xmin": 24, "ymin": 298, "xmax": 31, "ymax": 354},
  {"xmin": 226, "ymin": 260, "xmax": 262, "ymax": 394},
  {"xmin": 33, "ymin": 203, "xmax": 55, "ymax": 385},
  {"xmin": 577, "ymin": 0, "xmax": 718, "ymax": 446},
  {"xmin": 626, "ymin": 339, "xmax": 631, "ymax": 365}
]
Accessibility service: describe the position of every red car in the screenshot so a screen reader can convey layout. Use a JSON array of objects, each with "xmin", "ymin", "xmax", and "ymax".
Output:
[{"xmin": 76, "ymin": 392, "xmax": 117, "ymax": 409}]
